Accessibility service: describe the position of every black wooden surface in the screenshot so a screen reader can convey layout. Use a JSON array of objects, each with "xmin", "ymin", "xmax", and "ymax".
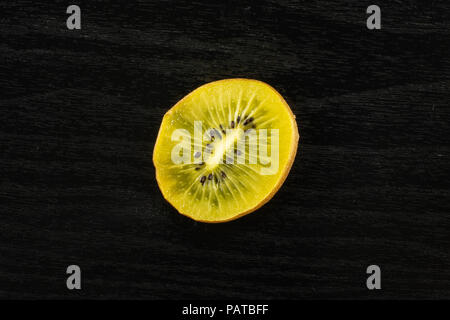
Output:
[{"xmin": 1, "ymin": 0, "xmax": 450, "ymax": 299}]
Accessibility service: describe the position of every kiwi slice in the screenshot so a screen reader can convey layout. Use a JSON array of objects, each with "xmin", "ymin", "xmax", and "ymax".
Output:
[{"xmin": 153, "ymin": 79, "xmax": 299, "ymax": 222}]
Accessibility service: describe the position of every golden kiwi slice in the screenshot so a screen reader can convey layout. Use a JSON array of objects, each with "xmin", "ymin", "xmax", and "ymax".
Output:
[{"xmin": 153, "ymin": 79, "xmax": 299, "ymax": 222}]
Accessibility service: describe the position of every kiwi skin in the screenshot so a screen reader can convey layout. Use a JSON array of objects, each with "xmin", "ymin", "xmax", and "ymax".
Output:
[{"xmin": 153, "ymin": 78, "xmax": 300, "ymax": 223}]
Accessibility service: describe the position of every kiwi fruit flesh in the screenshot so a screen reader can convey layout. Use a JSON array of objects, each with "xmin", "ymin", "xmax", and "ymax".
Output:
[{"xmin": 153, "ymin": 79, "xmax": 299, "ymax": 223}]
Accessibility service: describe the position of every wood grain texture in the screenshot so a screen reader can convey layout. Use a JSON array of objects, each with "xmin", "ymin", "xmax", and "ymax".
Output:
[{"xmin": 1, "ymin": 0, "xmax": 449, "ymax": 299}]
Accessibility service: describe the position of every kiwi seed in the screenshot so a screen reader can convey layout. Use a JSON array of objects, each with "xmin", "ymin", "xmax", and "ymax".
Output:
[{"xmin": 243, "ymin": 117, "xmax": 254, "ymax": 125}]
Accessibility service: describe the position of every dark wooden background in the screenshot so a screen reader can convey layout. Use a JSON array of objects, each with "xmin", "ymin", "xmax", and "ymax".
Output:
[{"xmin": 1, "ymin": 0, "xmax": 449, "ymax": 299}]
